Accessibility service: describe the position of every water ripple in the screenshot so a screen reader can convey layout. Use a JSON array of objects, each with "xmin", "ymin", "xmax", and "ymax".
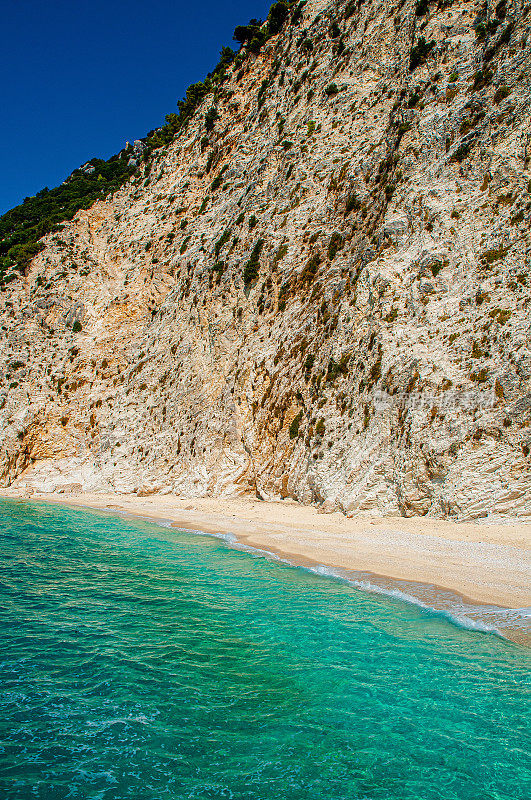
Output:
[{"xmin": 0, "ymin": 499, "xmax": 529, "ymax": 800}]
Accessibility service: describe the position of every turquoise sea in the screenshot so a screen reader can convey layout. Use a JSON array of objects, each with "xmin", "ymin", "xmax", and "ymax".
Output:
[{"xmin": 0, "ymin": 499, "xmax": 529, "ymax": 799}]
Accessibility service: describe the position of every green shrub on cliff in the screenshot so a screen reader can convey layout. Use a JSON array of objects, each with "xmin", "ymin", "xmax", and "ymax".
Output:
[
  {"xmin": 409, "ymin": 37, "xmax": 435, "ymax": 70},
  {"xmin": 289, "ymin": 411, "xmax": 303, "ymax": 439},
  {"xmin": 205, "ymin": 107, "xmax": 218, "ymax": 131},
  {"xmin": 327, "ymin": 232, "xmax": 344, "ymax": 260},
  {"xmin": 268, "ymin": 3, "xmax": 289, "ymax": 35},
  {"xmin": 243, "ymin": 239, "xmax": 264, "ymax": 286},
  {"xmin": 214, "ymin": 228, "xmax": 231, "ymax": 256}
]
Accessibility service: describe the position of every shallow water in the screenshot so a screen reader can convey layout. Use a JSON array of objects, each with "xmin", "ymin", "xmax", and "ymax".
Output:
[{"xmin": 0, "ymin": 500, "xmax": 529, "ymax": 800}]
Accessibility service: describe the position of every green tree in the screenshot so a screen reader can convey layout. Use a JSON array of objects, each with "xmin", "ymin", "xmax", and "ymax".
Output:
[
  {"xmin": 268, "ymin": 2, "xmax": 289, "ymax": 35},
  {"xmin": 233, "ymin": 19, "xmax": 263, "ymax": 45}
]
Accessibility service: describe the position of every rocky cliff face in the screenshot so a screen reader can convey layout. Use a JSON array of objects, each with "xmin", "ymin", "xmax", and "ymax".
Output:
[{"xmin": 1, "ymin": 0, "xmax": 530, "ymax": 519}]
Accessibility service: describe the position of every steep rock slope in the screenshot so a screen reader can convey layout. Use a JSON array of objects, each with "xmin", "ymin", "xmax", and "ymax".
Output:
[{"xmin": 1, "ymin": 0, "xmax": 530, "ymax": 519}]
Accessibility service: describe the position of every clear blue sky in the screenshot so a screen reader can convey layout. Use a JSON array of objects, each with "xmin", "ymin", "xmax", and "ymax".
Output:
[{"xmin": 0, "ymin": 0, "xmax": 272, "ymax": 214}]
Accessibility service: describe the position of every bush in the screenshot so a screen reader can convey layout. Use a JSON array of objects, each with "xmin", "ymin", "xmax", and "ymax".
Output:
[
  {"xmin": 415, "ymin": 0, "xmax": 429, "ymax": 15},
  {"xmin": 243, "ymin": 239, "xmax": 264, "ymax": 286},
  {"xmin": 248, "ymin": 33, "xmax": 267, "ymax": 54},
  {"xmin": 452, "ymin": 141, "xmax": 471, "ymax": 162},
  {"xmin": 268, "ymin": 2, "xmax": 289, "ymax": 35},
  {"xmin": 214, "ymin": 228, "xmax": 231, "ymax": 256},
  {"xmin": 205, "ymin": 107, "xmax": 218, "ymax": 131},
  {"xmin": 385, "ymin": 308, "xmax": 398, "ymax": 322},
  {"xmin": 257, "ymin": 79, "xmax": 268, "ymax": 107},
  {"xmin": 471, "ymin": 340, "xmax": 483, "ymax": 358},
  {"xmin": 470, "ymin": 368, "xmax": 489, "ymax": 383},
  {"xmin": 291, "ymin": 2, "xmax": 305, "ymax": 25},
  {"xmin": 471, "ymin": 68, "xmax": 493, "ymax": 91},
  {"xmin": 72, "ymin": 320, "xmax": 82, "ymax": 333},
  {"xmin": 301, "ymin": 253, "xmax": 320, "ymax": 283},
  {"xmin": 273, "ymin": 243, "xmax": 288, "ymax": 264},
  {"xmin": 325, "ymin": 83, "xmax": 339, "ymax": 96},
  {"xmin": 234, "ymin": 19, "xmax": 267, "ymax": 53},
  {"xmin": 481, "ymin": 246, "xmax": 507, "ymax": 264},
  {"xmin": 304, "ymin": 353, "xmax": 315, "ymax": 372},
  {"xmin": 344, "ymin": 1, "xmax": 356, "ymax": 17},
  {"xmin": 326, "ymin": 354, "xmax": 349, "ymax": 382},
  {"xmin": 289, "ymin": 411, "xmax": 303, "ymax": 439},
  {"xmin": 176, "ymin": 82, "xmax": 208, "ymax": 125},
  {"xmin": 493, "ymin": 85, "xmax": 510, "ymax": 104},
  {"xmin": 327, "ymin": 232, "xmax": 344, "ymax": 260},
  {"xmin": 397, "ymin": 122, "xmax": 411, "ymax": 137},
  {"xmin": 489, "ymin": 307, "xmax": 512, "ymax": 324},
  {"xmin": 211, "ymin": 46, "xmax": 235, "ymax": 80},
  {"xmin": 345, "ymin": 193, "xmax": 360, "ymax": 214},
  {"xmin": 409, "ymin": 37, "xmax": 435, "ymax": 70}
]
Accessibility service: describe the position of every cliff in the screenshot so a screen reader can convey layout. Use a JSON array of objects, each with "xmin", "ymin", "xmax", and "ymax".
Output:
[{"xmin": 1, "ymin": 0, "xmax": 530, "ymax": 520}]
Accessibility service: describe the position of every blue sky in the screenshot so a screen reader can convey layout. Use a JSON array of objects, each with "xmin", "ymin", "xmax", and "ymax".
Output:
[{"xmin": 0, "ymin": 0, "xmax": 272, "ymax": 214}]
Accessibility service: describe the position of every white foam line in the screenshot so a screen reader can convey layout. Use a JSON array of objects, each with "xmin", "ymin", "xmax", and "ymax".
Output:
[{"xmin": 152, "ymin": 519, "xmax": 510, "ymax": 637}]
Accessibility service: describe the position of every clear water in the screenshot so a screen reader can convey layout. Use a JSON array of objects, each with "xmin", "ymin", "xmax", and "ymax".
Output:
[{"xmin": 0, "ymin": 500, "xmax": 529, "ymax": 800}]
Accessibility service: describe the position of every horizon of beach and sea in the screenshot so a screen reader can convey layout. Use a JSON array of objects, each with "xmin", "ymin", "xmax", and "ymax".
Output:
[{"xmin": 2, "ymin": 490, "xmax": 529, "ymax": 645}]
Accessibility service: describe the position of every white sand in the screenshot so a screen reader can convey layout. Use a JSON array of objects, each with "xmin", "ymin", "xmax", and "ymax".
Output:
[{"xmin": 2, "ymin": 489, "xmax": 530, "ymax": 610}]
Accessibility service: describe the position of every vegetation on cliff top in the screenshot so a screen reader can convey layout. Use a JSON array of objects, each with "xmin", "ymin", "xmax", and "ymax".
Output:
[{"xmin": 0, "ymin": 1, "xmax": 302, "ymax": 285}]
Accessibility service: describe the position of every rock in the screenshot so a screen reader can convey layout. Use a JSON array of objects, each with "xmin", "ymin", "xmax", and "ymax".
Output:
[{"xmin": 0, "ymin": 0, "xmax": 529, "ymax": 520}]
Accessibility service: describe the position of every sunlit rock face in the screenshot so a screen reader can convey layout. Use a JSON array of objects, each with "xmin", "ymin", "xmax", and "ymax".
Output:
[{"xmin": 1, "ymin": 0, "xmax": 530, "ymax": 519}]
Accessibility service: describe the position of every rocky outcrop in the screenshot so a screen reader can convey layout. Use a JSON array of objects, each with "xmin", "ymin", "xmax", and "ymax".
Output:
[{"xmin": 1, "ymin": 0, "xmax": 530, "ymax": 519}]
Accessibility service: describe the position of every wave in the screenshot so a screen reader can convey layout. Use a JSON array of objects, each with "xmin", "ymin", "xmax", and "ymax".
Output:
[
  {"xmin": 144, "ymin": 516, "xmax": 528, "ymax": 641},
  {"xmin": 299, "ymin": 565, "xmax": 504, "ymax": 635}
]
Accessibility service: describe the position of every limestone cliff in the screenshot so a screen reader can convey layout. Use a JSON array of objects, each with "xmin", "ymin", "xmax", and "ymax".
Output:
[{"xmin": 1, "ymin": 0, "xmax": 530, "ymax": 519}]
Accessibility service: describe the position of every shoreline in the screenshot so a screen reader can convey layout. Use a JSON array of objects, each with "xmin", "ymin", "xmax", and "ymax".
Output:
[{"xmin": 2, "ymin": 489, "xmax": 530, "ymax": 644}]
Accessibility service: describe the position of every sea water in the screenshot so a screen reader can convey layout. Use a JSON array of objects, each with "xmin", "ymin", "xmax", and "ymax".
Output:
[{"xmin": 0, "ymin": 499, "xmax": 529, "ymax": 799}]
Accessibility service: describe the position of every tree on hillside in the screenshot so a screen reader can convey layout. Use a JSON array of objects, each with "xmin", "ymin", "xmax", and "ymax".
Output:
[
  {"xmin": 268, "ymin": 2, "xmax": 289, "ymax": 35},
  {"xmin": 233, "ymin": 19, "xmax": 263, "ymax": 45}
]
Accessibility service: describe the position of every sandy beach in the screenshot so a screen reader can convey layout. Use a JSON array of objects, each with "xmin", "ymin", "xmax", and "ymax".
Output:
[{"xmin": 1, "ymin": 489, "xmax": 530, "ymax": 614}]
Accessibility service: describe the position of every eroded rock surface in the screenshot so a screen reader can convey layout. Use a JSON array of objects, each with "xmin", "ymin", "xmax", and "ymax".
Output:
[{"xmin": 1, "ymin": 0, "xmax": 530, "ymax": 519}]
